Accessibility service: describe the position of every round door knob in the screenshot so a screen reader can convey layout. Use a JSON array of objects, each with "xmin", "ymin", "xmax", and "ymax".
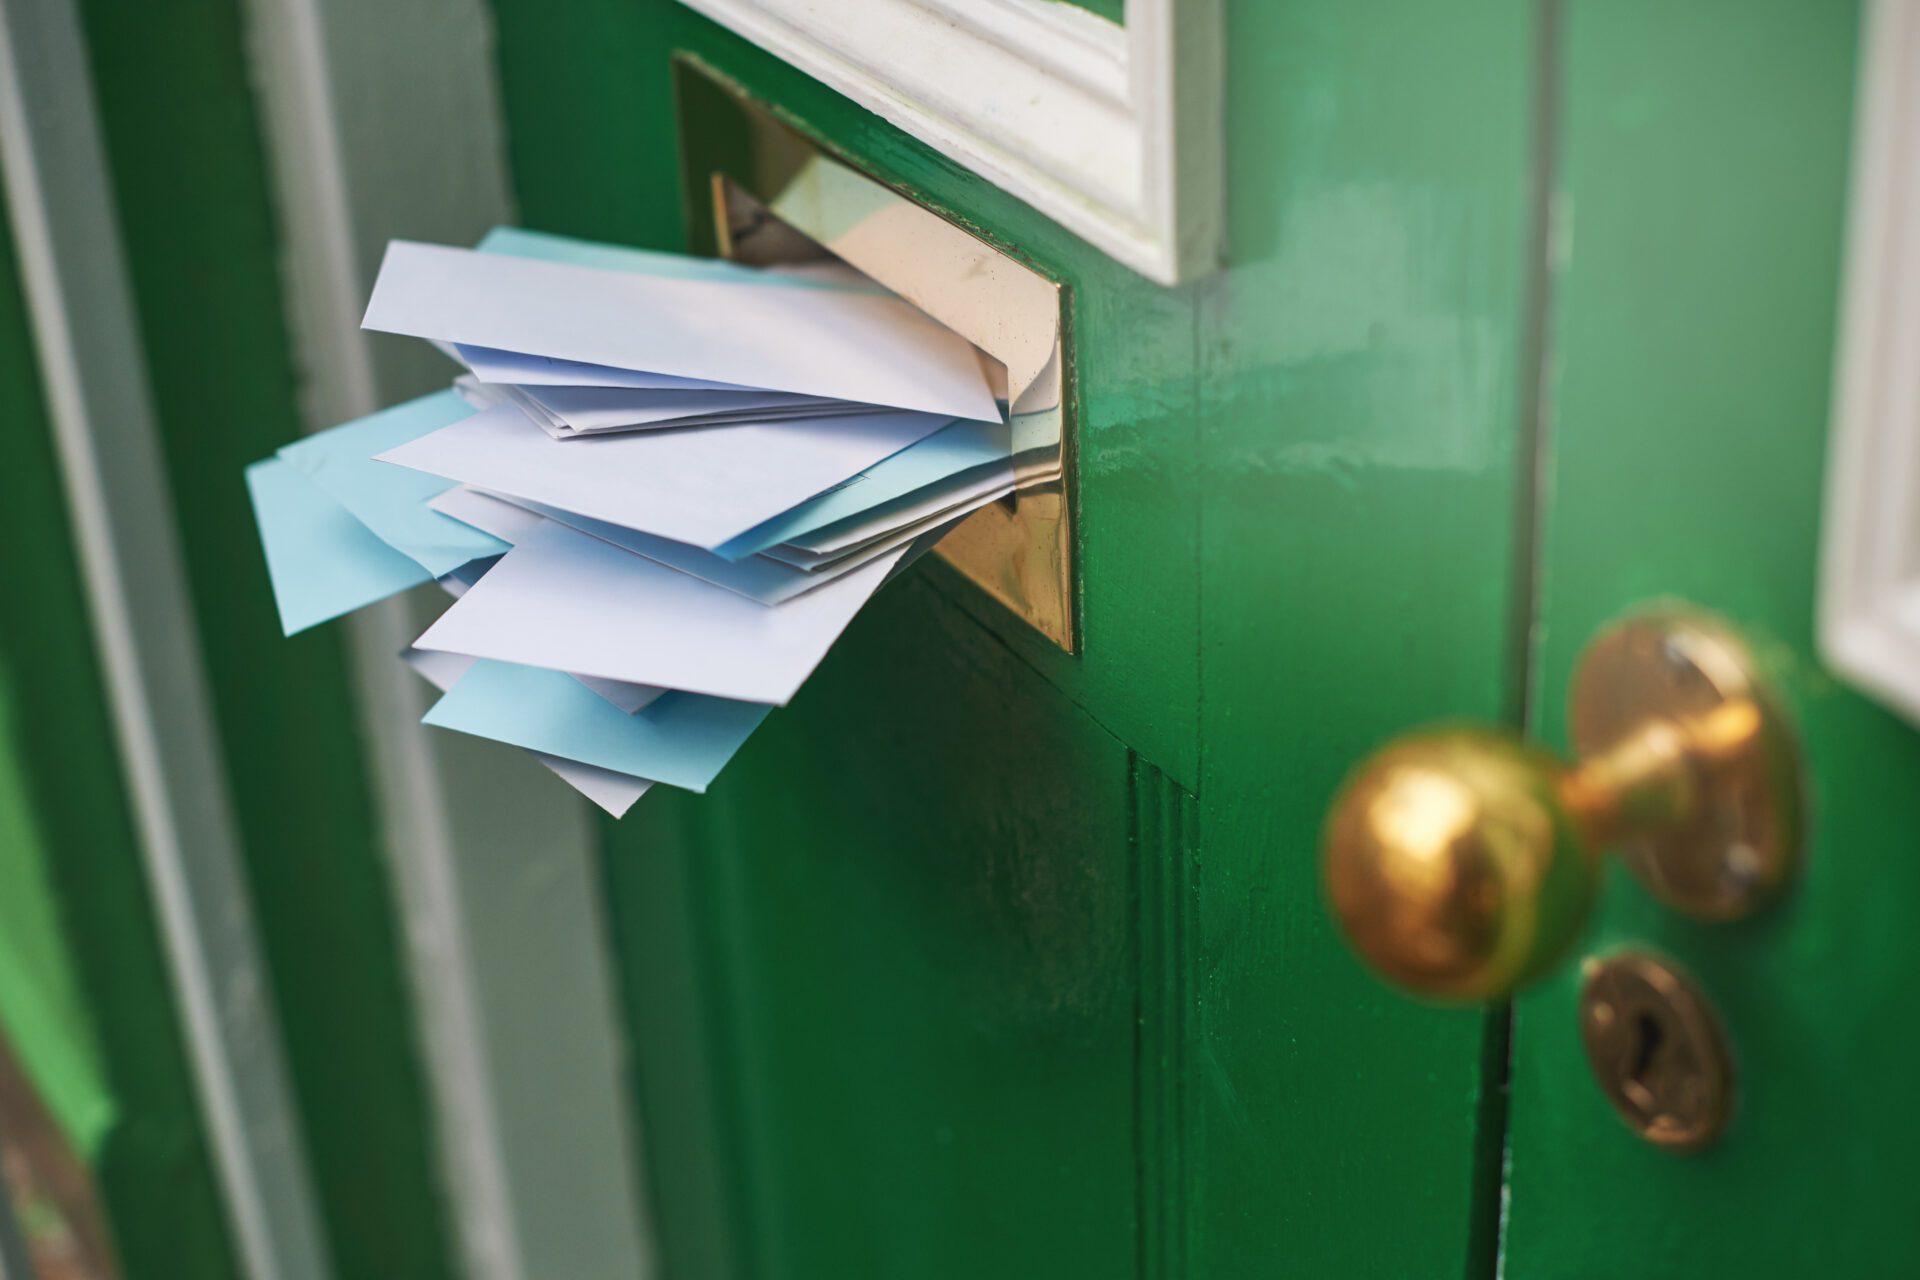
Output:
[{"xmin": 1322, "ymin": 608, "xmax": 1801, "ymax": 1003}]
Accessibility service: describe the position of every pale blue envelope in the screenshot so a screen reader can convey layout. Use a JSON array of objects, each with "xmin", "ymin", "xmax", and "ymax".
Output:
[
  {"xmin": 278, "ymin": 390, "xmax": 507, "ymax": 577},
  {"xmin": 280, "ymin": 385, "xmax": 506, "ymax": 575},
  {"xmin": 476, "ymin": 226, "xmax": 881, "ymax": 293},
  {"xmin": 246, "ymin": 457, "xmax": 431, "ymax": 635},
  {"xmin": 712, "ymin": 417, "xmax": 1012, "ymax": 560},
  {"xmin": 421, "ymin": 659, "xmax": 772, "ymax": 793}
]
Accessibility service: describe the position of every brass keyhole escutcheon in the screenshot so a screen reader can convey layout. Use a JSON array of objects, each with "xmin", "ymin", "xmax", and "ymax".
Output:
[{"xmin": 1579, "ymin": 953, "xmax": 1733, "ymax": 1151}]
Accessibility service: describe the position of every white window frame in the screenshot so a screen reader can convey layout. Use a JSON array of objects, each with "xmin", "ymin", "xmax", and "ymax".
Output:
[
  {"xmin": 1820, "ymin": 0, "xmax": 1920, "ymax": 723},
  {"xmin": 677, "ymin": 0, "xmax": 1222, "ymax": 284}
]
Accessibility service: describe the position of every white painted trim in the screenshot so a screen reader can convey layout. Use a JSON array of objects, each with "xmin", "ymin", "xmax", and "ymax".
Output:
[
  {"xmin": 1819, "ymin": 0, "xmax": 1920, "ymax": 723},
  {"xmin": 0, "ymin": 3, "xmax": 332, "ymax": 1279},
  {"xmin": 239, "ymin": 4, "xmax": 656, "ymax": 1278},
  {"xmin": 677, "ymin": 0, "xmax": 1222, "ymax": 283}
]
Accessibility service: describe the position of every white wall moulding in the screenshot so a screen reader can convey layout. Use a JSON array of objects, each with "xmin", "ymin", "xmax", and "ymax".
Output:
[
  {"xmin": 1819, "ymin": 0, "xmax": 1920, "ymax": 723},
  {"xmin": 676, "ymin": 0, "xmax": 1223, "ymax": 284}
]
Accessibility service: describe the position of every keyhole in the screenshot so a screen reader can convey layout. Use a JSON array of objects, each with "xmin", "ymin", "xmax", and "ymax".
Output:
[
  {"xmin": 1629, "ymin": 1010, "xmax": 1664, "ymax": 1083},
  {"xmin": 1617, "ymin": 1007, "xmax": 1669, "ymax": 1114},
  {"xmin": 1580, "ymin": 954, "xmax": 1731, "ymax": 1151}
]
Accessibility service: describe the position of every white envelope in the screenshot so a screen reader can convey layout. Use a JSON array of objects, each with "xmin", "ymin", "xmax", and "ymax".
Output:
[
  {"xmin": 455, "ymin": 343, "xmax": 754, "ymax": 391},
  {"xmin": 515, "ymin": 384, "xmax": 847, "ymax": 432},
  {"xmin": 502, "ymin": 388, "xmax": 877, "ymax": 441},
  {"xmin": 362, "ymin": 241, "xmax": 1001, "ymax": 423},
  {"xmin": 412, "ymin": 520, "xmax": 907, "ymax": 705},
  {"xmin": 428, "ymin": 524, "xmax": 663, "ymax": 715},
  {"xmin": 428, "ymin": 484, "xmax": 545, "ymax": 544},
  {"xmin": 377, "ymin": 403, "xmax": 947, "ymax": 550},
  {"xmin": 432, "ymin": 483, "xmax": 921, "ymax": 605}
]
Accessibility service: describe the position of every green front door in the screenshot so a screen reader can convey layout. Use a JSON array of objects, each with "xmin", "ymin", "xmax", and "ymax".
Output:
[
  {"xmin": 493, "ymin": 1, "xmax": 1537, "ymax": 1275},
  {"xmin": 487, "ymin": 1, "xmax": 1905, "ymax": 1276}
]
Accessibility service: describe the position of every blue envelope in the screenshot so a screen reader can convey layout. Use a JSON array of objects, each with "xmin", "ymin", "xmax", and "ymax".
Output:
[
  {"xmin": 711, "ymin": 417, "xmax": 1012, "ymax": 560},
  {"xmin": 421, "ymin": 659, "xmax": 772, "ymax": 793},
  {"xmin": 477, "ymin": 225, "xmax": 880, "ymax": 293},
  {"xmin": 277, "ymin": 389, "xmax": 507, "ymax": 577},
  {"xmin": 245, "ymin": 458, "xmax": 431, "ymax": 635}
]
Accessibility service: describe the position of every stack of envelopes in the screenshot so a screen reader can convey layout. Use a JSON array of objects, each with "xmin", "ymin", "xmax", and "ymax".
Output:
[{"xmin": 245, "ymin": 228, "xmax": 1013, "ymax": 816}]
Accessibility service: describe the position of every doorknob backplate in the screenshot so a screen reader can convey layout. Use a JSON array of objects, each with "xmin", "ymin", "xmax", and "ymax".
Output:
[{"xmin": 1569, "ymin": 612, "xmax": 1800, "ymax": 920}]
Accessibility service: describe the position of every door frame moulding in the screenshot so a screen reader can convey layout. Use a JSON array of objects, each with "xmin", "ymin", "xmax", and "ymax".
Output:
[
  {"xmin": 1819, "ymin": 0, "xmax": 1920, "ymax": 722},
  {"xmin": 675, "ymin": 0, "xmax": 1222, "ymax": 284}
]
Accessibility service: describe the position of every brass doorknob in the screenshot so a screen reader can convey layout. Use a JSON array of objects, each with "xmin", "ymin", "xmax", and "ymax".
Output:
[{"xmin": 1321, "ymin": 609, "xmax": 1800, "ymax": 1003}]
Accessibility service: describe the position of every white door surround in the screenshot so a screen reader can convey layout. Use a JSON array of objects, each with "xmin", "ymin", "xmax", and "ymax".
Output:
[{"xmin": 1820, "ymin": 0, "xmax": 1920, "ymax": 725}]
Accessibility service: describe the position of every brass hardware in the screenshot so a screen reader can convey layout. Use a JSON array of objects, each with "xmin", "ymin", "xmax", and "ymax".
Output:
[
  {"xmin": 1322, "ymin": 608, "xmax": 1800, "ymax": 1002},
  {"xmin": 677, "ymin": 62, "xmax": 1077, "ymax": 652},
  {"xmin": 1567, "ymin": 613, "xmax": 1796, "ymax": 919},
  {"xmin": 1579, "ymin": 952, "xmax": 1733, "ymax": 1151}
]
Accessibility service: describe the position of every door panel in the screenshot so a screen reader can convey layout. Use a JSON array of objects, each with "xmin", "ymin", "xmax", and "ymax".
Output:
[
  {"xmin": 645, "ymin": 580, "xmax": 1141, "ymax": 1278},
  {"xmin": 1505, "ymin": 2, "xmax": 1905, "ymax": 1272},
  {"xmin": 490, "ymin": 1, "xmax": 1544, "ymax": 1275}
]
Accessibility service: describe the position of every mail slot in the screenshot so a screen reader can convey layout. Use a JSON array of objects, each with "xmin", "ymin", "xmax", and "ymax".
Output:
[{"xmin": 677, "ymin": 60, "xmax": 1078, "ymax": 653}]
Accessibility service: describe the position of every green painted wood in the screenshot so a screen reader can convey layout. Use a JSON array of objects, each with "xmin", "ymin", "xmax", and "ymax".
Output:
[
  {"xmin": 0, "ymin": 674, "xmax": 112, "ymax": 1156},
  {"xmin": 1192, "ymin": 4, "xmax": 1544, "ymax": 1273},
  {"xmin": 661, "ymin": 578, "xmax": 1142, "ymax": 1278},
  {"xmin": 491, "ymin": 2, "xmax": 1544, "ymax": 1274},
  {"xmin": 0, "ymin": 161, "xmax": 240, "ymax": 1280},
  {"xmin": 1049, "ymin": 0, "xmax": 1126, "ymax": 25},
  {"xmin": 63, "ymin": 2, "xmax": 457, "ymax": 1276},
  {"xmin": 1503, "ymin": 2, "xmax": 1898, "ymax": 1274}
]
